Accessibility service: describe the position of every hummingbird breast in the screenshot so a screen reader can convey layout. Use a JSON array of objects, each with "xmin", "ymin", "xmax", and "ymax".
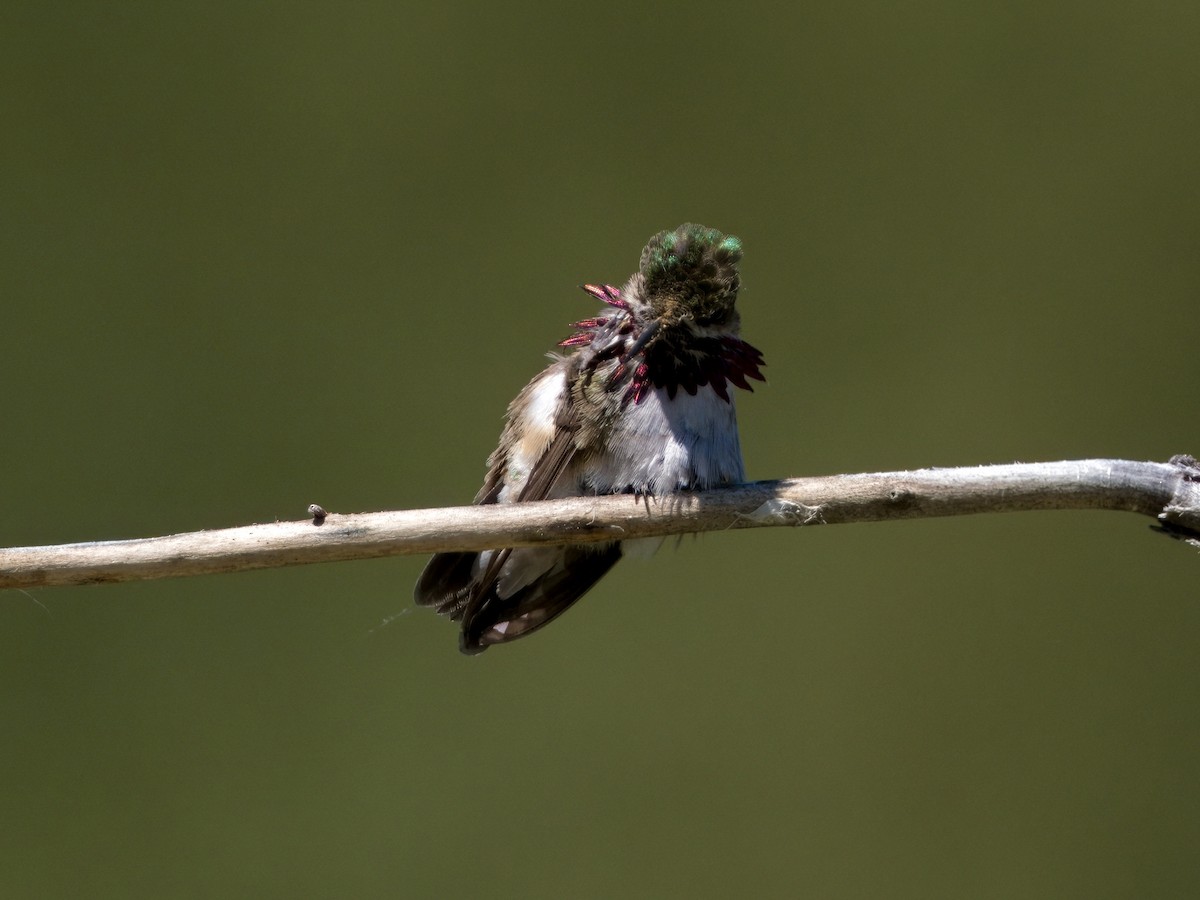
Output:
[{"xmin": 584, "ymin": 378, "xmax": 746, "ymax": 496}]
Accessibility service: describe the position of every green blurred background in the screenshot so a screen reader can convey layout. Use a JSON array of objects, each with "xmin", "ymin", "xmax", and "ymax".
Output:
[{"xmin": 3, "ymin": 2, "xmax": 1198, "ymax": 897}]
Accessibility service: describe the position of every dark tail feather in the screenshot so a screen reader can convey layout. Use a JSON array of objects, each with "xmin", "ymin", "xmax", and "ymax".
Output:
[
  {"xmin": 460, "ymin": 543, "xmax": 622, "ymax": 654},
  {"xmin": 414, "ymin": 552, "xmax": 479, "ymax": 618}
]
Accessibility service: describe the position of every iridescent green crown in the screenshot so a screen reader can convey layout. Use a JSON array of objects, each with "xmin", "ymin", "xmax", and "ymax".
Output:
[{"xmin": 639, "ymin": 223, "xmax": 743, "ymax": 306}]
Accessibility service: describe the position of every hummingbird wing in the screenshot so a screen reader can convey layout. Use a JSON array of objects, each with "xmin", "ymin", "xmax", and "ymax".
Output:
[
  {"xmin": 414, "ymin": 362, "xmax": 622, "ymax": 653},
  {"xmin": 414, "ymin": 425, "xmax": 576, "ymax": 620}
]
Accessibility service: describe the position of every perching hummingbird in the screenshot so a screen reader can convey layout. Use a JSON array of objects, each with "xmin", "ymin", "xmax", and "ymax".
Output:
[{"xmin": 415, "ymin": 223, "xmax": 765, "ymax": 654}]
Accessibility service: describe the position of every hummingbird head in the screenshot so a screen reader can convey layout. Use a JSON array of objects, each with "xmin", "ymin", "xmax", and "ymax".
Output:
[
  {"xmin": 637, "ymin": 223, "xmax": 744, "ymax": 335},
  {"xmin": 562, "ymin": 223, "xmax": 764, "ymax": 405}
]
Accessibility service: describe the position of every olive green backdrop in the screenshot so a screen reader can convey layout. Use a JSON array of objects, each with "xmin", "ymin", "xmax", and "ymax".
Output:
[{"xmin": 3, "ymin": 2, "xmax": 1198, "ymax": 897}]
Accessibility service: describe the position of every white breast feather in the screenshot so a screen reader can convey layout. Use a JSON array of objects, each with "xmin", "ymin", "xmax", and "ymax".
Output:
[{"xmin": 589, "ymin": 386, "xmax": 745, "ymax": 495}]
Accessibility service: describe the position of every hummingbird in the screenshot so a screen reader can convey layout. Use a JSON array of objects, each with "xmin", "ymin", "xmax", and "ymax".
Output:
[{"xmin": 414, "ymin": 223, "xmax": 765, "ymax": 654}]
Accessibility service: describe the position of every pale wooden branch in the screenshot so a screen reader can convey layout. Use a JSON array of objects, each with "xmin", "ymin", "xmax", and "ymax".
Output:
[{"xmin": 2, "ymin": 457, "xmax": 1197, "ymax": 591}]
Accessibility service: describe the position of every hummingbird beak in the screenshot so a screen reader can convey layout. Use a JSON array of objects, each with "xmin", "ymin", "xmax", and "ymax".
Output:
[{"xmin": 622, "ymin": 319, "xmax": 660, "ymax": 362}]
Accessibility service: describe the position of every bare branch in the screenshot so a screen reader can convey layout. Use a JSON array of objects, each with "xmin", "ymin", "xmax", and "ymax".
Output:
[{"xmin": 2, "ymin": 457, "xmax": 1197, "ymax": 591}]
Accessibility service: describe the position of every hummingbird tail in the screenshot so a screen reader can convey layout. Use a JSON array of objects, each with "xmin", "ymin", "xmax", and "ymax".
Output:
[{"xmin": 415, "ymin": 544, "xmax": 623, "ymax": 654}]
